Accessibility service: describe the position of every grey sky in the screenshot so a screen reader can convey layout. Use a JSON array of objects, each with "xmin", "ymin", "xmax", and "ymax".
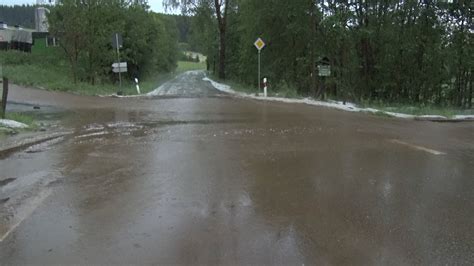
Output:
[{"xmin": 1, "ymin": 0, "xmax": 175, "ymax": 14}]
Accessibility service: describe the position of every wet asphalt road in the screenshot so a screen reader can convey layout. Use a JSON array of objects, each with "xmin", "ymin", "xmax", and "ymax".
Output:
[{"xmin": 1, "ymin": 71, "xmax": 473, "ymax": 265}]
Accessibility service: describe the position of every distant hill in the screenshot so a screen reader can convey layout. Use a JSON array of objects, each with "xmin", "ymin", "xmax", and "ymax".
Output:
[{"xmin": 0, "ymin": 5, "xmax": 36, "ymax": 29}]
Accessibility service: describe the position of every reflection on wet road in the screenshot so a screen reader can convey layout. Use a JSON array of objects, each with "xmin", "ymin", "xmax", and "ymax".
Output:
[{"xmin": 1, "ymin": 71, "xmax": 473, "ymax": 264}]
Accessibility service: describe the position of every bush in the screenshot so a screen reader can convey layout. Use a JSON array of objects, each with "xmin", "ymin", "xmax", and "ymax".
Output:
[{"xmin": 274, "ymin": 80, "xmax": 299, "ymax": 98}]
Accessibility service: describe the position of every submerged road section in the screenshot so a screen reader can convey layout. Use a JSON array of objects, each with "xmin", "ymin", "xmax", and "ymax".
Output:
[{"xmin": 1, "ymin": 71, "xmax": 473, "ymax": 264}]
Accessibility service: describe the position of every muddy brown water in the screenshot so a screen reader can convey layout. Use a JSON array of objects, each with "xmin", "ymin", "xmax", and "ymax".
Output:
[{"xmin": 1, "ymin": 71, "xmax": 473, "ymax": 264}]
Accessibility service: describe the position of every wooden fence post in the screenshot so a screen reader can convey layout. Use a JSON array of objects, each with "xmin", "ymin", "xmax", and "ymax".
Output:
[{"xmin": 1, "ymin": 78, "xmax": 8, "ymax": 119}]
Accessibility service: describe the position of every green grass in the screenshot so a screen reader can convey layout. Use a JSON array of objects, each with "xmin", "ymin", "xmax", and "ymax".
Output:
[
  {"xmin": 0, "ymin": 47, "xmax": 206, "ymax": 96},
  {"xmin": 176, "ymin": 60, "xmax": 206, "ymax": 72},
  {"xmin": 5, "ymin": 112, "xmax": 35, "ymax": 126},
  {"xmin": 2, "ymin": 48, "xmax": 471, "ymax": 117},
  {"xmin": 0, "ymin": 112, "xmax": 36, "ymax": 137},
  {"xmin": 210, "ymin": 76, "xmax": 473, "ymax": 118},
  {"xmin": 0, "ymin": 112, "xmax": 37, "ymax": 132},
  {"xmin": 209, "ymin": 74, "xmax": 303, "ymax": 98}
]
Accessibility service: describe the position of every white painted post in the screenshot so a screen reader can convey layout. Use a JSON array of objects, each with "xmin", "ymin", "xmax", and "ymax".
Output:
[
  {"xmin": 135, "ymin": 78, "xmax": 140, "ymax": 94},
  {"xmin": 263, "ymin": 77, "xmax": 267, "ymax": 97}
]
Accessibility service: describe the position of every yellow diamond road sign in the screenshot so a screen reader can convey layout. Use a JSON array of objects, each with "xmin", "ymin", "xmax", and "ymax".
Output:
[{"xmin": 254, "ymin": 38, "xmax": 265, "ymax": 51}]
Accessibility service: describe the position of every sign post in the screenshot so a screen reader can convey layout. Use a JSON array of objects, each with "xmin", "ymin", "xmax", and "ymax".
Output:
[
  {"xmin": 316, "ymin": 57, "xmax": 331, "ymax": 99},
  {"xmin": 112, "ymin": 62, "xmax": 127, "ymax": 73},
  {"xmin": 112, "ymin": 33, "xmax": 123, "ymax": 88},
  {"xmin": 254, "ymin": 38, "xmax": 266, "ymax": 92}
]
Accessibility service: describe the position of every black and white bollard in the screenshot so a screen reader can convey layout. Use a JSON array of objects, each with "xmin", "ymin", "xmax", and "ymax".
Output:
[
  {"xmin": 134, "ymin": 78, "xmax": 141, "ymax": 94},
  {"xmin": 263, "ymin": 78, "xmax": 268, "ymax": 98}
]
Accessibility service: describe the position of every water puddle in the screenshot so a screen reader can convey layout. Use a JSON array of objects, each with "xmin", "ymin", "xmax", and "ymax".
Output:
[{"xmin": 0, "ymin": 178, "xmax": 16, "ymax": 188}]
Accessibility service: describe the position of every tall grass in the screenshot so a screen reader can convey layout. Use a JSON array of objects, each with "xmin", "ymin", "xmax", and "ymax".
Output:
[{"xmin": 5, "ymin": 112, "xmax": 36, "ymax": 126}]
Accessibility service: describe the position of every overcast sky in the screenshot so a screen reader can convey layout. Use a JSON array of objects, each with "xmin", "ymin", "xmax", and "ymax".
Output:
[{"xmin": 1, "ymin": 0, "xmax": 176, "ymax": 14}]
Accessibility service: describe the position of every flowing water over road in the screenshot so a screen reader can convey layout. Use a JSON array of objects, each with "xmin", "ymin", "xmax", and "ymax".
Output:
[{"xmin": 1, "ymin": 71, "xmax": 473, "ymax": 264}]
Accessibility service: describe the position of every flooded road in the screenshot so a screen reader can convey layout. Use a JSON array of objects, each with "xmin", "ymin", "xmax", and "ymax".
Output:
[{"xmin": 1, "ymin": 71, "xmax": 473, "ymax": 264}]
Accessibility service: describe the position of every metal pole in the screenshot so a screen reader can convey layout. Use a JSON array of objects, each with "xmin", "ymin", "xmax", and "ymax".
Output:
[
  {"xmin": 115, "ymin": 34, "xmax": 122, "ymax": 88},
  {"xmin": 1, "ymin": 78, "xmax": 8, "ymax": 119},
  {"xmin": 258, "ymin": 50, "xmax": 261, "ymax": 92}
]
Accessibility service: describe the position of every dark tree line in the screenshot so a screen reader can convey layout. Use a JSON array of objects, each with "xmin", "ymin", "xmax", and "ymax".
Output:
[
  {"xmin": 178, "ymin": 0, "xmax": 473, "ymax": 108},
  {"xmin": 0, "ymin": 5, "xmax": 36, "ymax": 29}
]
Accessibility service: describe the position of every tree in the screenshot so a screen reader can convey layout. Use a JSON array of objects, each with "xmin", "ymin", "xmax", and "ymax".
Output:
[
  {"xmin": 164, "ymin": 0, "xmax": 231, "ymax": 79},
  {"xmin": 48, "ymin": 0, "xmax": 86, "ymax": 83},
  {"xmin": 187, "ymin": 0, "xmax": 472, "ymax": 107},
  {"xmin": 48, "ymin": 0, "xmax": 178, "ymax": 85}
]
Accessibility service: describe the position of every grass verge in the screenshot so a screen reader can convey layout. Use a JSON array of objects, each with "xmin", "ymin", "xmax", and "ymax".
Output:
[
  {"xmin": 1, "ymin": 48, "xmax": 206, "ymax": 96},
  {"xmin": 5, "ymin": 112, "xmax": 36, "ymax": 127},
  {"xmin": 0, "ymin": 113, "xmax": 37, "ymax": 137},
  {"xmin": 176, "ymin": 60, "xmax": 206, "ymax": 73},
  {"xmin": 209, "ymin": 77, "xmax": 473, "ymax": 118}
]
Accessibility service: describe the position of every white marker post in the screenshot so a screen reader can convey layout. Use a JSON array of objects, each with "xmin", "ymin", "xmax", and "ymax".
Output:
[
  {"xmin": 135, "ymin": 78, "xmax": 141, "ymax": 94},
  {"xmin": 254, "ymin": 38, "xmax": 266, "ymax": 92},
  {"xmin": 263, "ymin": 77, "xmax": 268, "ymax": 97}
]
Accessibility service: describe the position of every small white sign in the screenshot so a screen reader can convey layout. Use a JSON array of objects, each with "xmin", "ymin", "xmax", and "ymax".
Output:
[
  {"xmin": 112, "ymin": 67, "xmax": 128, "ymax": 73},
  {"xmin": 112, "ymin": 62, "xmax": 127, "ymax": 68},
  {"xmin": 318, "ymin": 65, "xmax": 331, "ymax": 77},
  {"xmin": 254, "ymin": 38, "xmax": 265, "ymax": 51}
]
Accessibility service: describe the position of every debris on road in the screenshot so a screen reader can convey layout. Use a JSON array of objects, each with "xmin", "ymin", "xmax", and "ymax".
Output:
[{"xmin": 0, "ymin": 119, "xmax": 28, "ymax": 129}]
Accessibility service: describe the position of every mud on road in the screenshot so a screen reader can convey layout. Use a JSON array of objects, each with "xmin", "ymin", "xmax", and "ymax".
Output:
[{"xmin": 1, "ymin": 71, "xmax": 473, "ymax": 264}]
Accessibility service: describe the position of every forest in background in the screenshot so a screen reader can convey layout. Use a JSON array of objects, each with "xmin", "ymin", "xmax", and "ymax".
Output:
[
  {"xmin": 1, "ymin": 1, "xmax": 472, "ymax": 108},
  {"xmin": 0, "ymin": 5, "xmax": 35, "ymax": 28},
  {"xmin": 0, "ymin": 2, "xmax": 181, "ymax": 90},
  {"xmin": 173, "ymin": 0, "xmax": 473, "ymax": 108}
]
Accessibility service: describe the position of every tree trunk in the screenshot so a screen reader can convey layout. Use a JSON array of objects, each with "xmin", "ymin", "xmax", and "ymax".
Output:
[
  {"xmin": 469, "ymin": 70, "xmax": 473, "ymax": 109},
  {"xmin": 309, "ymin": 0, "xmax": 317, "ymax": 97},
  {"xmin": 215, "ymin": 0, "xmax": 230, "ymax": 80},
  {"xmin": 218, "ymin": 28, "xmax": 226, "ymax": 79}
]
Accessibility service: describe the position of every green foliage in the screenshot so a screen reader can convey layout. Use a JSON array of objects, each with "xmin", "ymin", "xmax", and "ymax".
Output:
[
  {"xmin": 274, "ymin": 80, "xmax": 300, "ymax": 99},
  {"xmin": 5, "ymin": 112, "xmax": 35, "ymax": 127},
  {"xmin": 0, "ymin": 5, "xmax": 35, "ymax": 29},
  {"xmin": 176, "ymin": 60, "xmax": 206, "ymax": 72},
  {"xmin": 191, "ymin": 0, "xmax": 473, "ymax": 108},
  {"xmin": 188, "ymin": 2, "xmax": 218, "ymax": 72},
  {"xmin": 0, "ymin": 48, "xmax": 182, "ymax": 96},
  {"xmin": 47, "ymin": 0, "xmax": 178, "ymax": 85}
]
